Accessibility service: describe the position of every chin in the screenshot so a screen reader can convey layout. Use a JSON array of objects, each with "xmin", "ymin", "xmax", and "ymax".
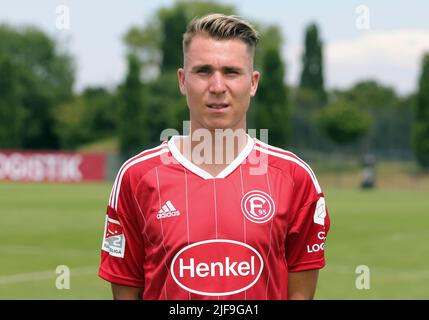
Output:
[{"xmin": 204, "ymin": 121, "xmax": 232, "ymax": 131}]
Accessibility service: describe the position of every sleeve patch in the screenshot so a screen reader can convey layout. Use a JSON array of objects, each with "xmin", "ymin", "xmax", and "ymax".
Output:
[
  {"xmin": 102, "ymin": 216, "xmax": 126, "ymax": 258},
  {"xmin": 313, "ymin": 197, "xmax": 327, "ymax": 226}
]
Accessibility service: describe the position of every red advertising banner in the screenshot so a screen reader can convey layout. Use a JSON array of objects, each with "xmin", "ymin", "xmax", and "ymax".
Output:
[{"xmin": 0, "ymin": 151, "xmax": 106, "ymax": 182}]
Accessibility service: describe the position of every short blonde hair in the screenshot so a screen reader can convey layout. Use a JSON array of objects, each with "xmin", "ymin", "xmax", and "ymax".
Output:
[{"xmin": 183, "ymin": 13, "xmax": 259, "ymax": 53}]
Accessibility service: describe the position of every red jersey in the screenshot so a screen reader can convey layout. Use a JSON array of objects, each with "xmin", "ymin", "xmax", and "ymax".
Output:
[{"xmin": 99, "ymin": 136, "xmax": 330, "ymax": 300}]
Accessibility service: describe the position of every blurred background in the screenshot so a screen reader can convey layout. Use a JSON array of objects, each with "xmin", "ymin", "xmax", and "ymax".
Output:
[{"xmin": 0, "ymin": 0, "xmax": 428, "ymax": 299}]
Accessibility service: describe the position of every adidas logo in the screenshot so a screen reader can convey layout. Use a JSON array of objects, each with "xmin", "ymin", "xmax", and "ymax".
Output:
[{"xmin": 157, "ymin": 200, "xmax": 180, "ymax": 220}]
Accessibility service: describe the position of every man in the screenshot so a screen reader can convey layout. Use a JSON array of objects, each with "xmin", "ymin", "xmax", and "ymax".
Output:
[{"xmin": 99, "ymin": 13, "xmax": 330, "ymax": 300}]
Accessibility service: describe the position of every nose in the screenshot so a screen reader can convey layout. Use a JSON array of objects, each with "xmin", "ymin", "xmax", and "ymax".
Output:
[{"xmin": 208, "ymin": 71, "xmax": 227, "ymax": 94}]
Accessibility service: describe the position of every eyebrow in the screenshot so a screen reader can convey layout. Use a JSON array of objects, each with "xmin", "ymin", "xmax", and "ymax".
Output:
[{"xmin": 190, "ymin": 65, "xmax": 244, "ymax": 73}]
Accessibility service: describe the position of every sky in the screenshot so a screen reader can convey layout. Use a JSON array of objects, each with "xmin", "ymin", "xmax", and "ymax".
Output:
[{"xmin": 1, "ymin": 0, "xmax": 429, "ymax": 96}]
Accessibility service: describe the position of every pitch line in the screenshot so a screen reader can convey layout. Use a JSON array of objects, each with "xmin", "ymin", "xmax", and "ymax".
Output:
[{"xmin": 0, "ymin": 266, "xmax": 97, "ymax": 285}]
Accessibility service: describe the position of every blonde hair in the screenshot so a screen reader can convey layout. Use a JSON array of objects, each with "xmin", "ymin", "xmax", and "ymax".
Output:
[{"xmin": 183, "ymin": 13, "xmax": 259, "ymax": 53}]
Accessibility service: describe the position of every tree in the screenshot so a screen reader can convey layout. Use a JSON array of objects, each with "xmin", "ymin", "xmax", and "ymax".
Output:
[
  {"xmin": 254, "ymin": 37, "xmax": 290, "ymax": 147},
  {"xmin": 0, "ymin": 55, "xmax": 26, "ymax": 148},
  {"xmin": 146, "ymin": 71, "xmax": 188, "ymax": 144},
  {"xmin": 413, "ymin": 53, "xmax": 429, "ymax": 168},
  {"xmin": 118, "ymin": 54, "xmax": 149, "ymax": 158},
  {"xmin": 53, "ymin": 96, "xmax": 90, "ymax": 149},
  {"xmin": 0, "ymin": 24, "xmax": 74, "ymax": 149},
  {"xmin": 319, "ymin": 100, "xmax": 371, "ymax": 145},
  {"xmin": 53, "ymin": 87, "xmax": 118, "ymax": 149},
  {"xmin": 335, "ymin": 80, "xmax": 397, "ymax": 112},
  {"xmin": 291, "ymin": 23, "xmax": 328, "ymax": 152},
  {"xmin": 82, "ymin": 87, "xmax": 118, "ymax": 140},
  {"xmin": 160, "ymin": 4, "xmax": 188, "ymax": 72},
  {"xmin": 333, "ymin": 80, "xmax": 408, "ymax": 157},
  {"xmin": 299, "ymin": 23, "xmax": 326, "ymax": 105}
]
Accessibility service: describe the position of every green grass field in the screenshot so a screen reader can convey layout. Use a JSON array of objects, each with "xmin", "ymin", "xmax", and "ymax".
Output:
[{"xmin": 0, "ymin": 182, "xmax": 428, "ymax": 299}]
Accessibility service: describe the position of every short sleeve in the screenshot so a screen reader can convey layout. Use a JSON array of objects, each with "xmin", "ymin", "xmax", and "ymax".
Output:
[
  {"xmin": 98, "ymin": 169, "xmax": 145, "ymax": 287},
  {"xmin": 285, "ymin": 163, "xmax": 330, "ymax": 272}
]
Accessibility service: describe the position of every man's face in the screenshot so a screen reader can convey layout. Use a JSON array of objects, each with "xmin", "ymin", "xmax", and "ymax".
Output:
[{"xmin": 178, "ymin": 35, "xmax": 260, "ymax": 132}]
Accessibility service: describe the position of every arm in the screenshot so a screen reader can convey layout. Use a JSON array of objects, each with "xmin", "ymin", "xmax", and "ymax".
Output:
[
  {"xmin": 288, "ymin": 269, "xmax": 319, "ymax": 300},
  {"xmin": 111, "ymin": 283, "xmax": 144, "ymax": 300}
]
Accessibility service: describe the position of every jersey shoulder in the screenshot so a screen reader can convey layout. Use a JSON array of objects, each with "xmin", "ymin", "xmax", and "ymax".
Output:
[
  {"xmin": 253, "ymin": 139, "xmax": 321, "ymax": 194},
  {"xmin": 120, "ymin": 142, "xmax": 170, "ymax": 180},
  {"xmin": 108, "ymin": 142, "xmax": 170, "ymax": 212}
]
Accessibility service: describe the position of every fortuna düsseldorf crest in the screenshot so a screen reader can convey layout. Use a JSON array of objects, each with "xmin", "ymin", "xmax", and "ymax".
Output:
[{"xmin": 240, "ymin": 190, "xmax": 276, "ymax": 224}]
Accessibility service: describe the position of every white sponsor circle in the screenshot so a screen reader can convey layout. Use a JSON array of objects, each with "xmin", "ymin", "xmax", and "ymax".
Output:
[{"xmin": 171, "ymin": 239, "xmax": 264, "ymax": 296}]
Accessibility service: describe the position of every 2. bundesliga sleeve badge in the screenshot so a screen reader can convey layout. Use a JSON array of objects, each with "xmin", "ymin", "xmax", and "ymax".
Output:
[{"xmin": 102, "ymin": 216, "xmax": 126, "ymax": 258}]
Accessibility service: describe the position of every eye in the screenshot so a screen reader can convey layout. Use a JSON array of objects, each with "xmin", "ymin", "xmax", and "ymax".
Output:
[
  {"xmin": 195, "ymin": 68, "xmax": 211, "ymax": 75},
  {"xmin": 224, "ymin": 69, "xmax": 240, "ymax": 76}
]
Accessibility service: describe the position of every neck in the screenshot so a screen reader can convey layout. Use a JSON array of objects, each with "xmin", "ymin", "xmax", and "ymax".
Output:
[{"xmin": 180, "ymin": 127, "xmax": 248, "ymax": 167}]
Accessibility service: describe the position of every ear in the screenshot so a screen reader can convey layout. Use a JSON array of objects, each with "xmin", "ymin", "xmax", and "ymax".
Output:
[
  {"xmin": 177, "ymin": 68, "xmax": 186, "ymax": 96},
  {"xmin": 250, "ymin": 70, "xmax": 260, "ymax": 97}
]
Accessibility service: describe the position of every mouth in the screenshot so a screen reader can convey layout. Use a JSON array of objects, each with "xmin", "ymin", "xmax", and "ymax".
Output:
[{"xmin": 206, "ymin": 103, "xmax": 230, "ymax": 110}]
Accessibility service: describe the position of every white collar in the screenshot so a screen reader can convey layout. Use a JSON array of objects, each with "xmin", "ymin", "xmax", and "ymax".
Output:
[{"xmin": 167, "ymin": 134, "xmax": 255, "ymax": 180}]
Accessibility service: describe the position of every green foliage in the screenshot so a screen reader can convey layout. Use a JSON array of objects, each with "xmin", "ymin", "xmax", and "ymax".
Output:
[
  {"xmin": 254, "ymin": 45, "xmax": 290, "ymax": 147},
  {"xmin": 327, "ymin": 80, "xmax": 413, "ymax": 157},
  {"xmin": 413, "ymin": 53, "xmax": 429, "ymax": 168},
  {"xmin": 82, "ymin": 87, "xmax": 118, "ymax": 139},
  {"xmin": 0, "ymin": 25, "xmax": 74, "ymax": 149},
  {"xmin": 254, "ymin": 25, "xmax": 282, "ymax": 71},
  {"xmin": 118, "ymin": 54, "xmax": 149, "ymax": 158},
  {"xmin": 373, "ymin": 101, "xmax": 413, "ymax": 158},
  {"xmin": 53, "ymin": 87, "xmax": 117, "ymax": 149},
  {"xmin": 416, "ymin": 56, "xmax": 429, "ymax": 119},
  {"xmin": 0, "ymin": 55, "xmax": 26, "ymax": 148},
  {"xmin": 53, "ymin": 96, "xmax": 90, "ymax": 149},
  {"xmin": 160, "ymin": 5, "xmax": 187, "ymax": 72},
  {"xmin": 299, "ymin": 23, "xmax": 326, "ymax": 105},
  {"xmin": 290, "ymin": 87, "xmax": 333, "ymax": 152},
  {"xmin": 0, "ymin": 24, "xmax": 74, "ymax": 149},
  {"xmin": 124, "ymin": 24, "xmax": 160, "ymax": 53},
  {"xmin": 123, "ymin": 22, "xmax": 161, "ymax": 80},
  {"xmin": 293, "ymin": 87, "xmax": 325, "ymax": 110},
  {"xmin": 292, "ymin": 23, "xmax": 329, "ymax": 151},
  {"xmin": 319, "ymin": 100, "xmax": 371, "ymax": 145},
  {"xmin": 333, "ymin": 80, "xmax": 397, "ymax": 112},
  {"xmin": 412, "ymin": 123, "xmax": 429, "ymax": 168},
  {"xmin": 146, "ymin": 71, "xmax": 188, "ymax": 145}
]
